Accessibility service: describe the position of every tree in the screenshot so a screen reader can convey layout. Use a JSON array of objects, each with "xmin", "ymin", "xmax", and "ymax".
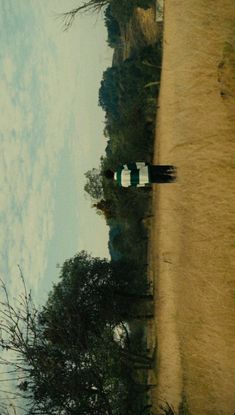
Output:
[
  {"xmin": 61, "ymin": 0, "xmax": 109, "ymax": 31},
  {"xmin": 0, "ymin": 254, "xmax": 153, "ymax": 415},
  {"xmin": 84, "ymin": 168, "xmax": 104, "ymax": 201},
  {"xmin": 93, "ymin": 198, "xmax": 116, "ymax": 220},
  {"xmin": 104, "ymin": 5, "xmax": 121, "ymax": 48},
  {"xmin": 41, "ymin": 251, "xmax": 150, "ymax": 332}
]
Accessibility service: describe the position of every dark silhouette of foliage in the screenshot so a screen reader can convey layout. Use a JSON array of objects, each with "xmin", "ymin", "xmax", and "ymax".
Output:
[
  {"xmin": 0, "ymin": 255, "xmax": 153, "ymax": 415},
  {"xmin": 95, "ymin": 42, "xmax": 162, "ymax": 264},
  {"xmin": 99, "ymin": 43, "xmax": 161, "ymax": 121},
  {"xmin": 84, "ymin": 168, "xmax": 104, "ymax": 201},
  {"xmin": 93, "ymin": 198, "xmax": 116, "ymax": 219}
]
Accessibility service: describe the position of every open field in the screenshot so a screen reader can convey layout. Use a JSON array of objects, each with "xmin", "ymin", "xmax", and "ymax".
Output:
[{"xmin": 148, "ymin": 1, "xmax": 235, "ymax": 414}]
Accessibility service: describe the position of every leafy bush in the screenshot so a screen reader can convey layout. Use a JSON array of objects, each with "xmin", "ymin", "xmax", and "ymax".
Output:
[{"xmin": 99, "ymin": 43, "xmax": 161, "ymax": 122}]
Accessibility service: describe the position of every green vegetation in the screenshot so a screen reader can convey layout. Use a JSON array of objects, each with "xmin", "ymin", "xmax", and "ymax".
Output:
[
  {"xmin": 82, "ymin": 12, "xmax": 162, "ymax": 413},
  {"xmin": 99, "ymin": 43, "xmax": 161, "ymax": 160},
  {"xmin": 84, "ymin": 37, "xmax": 162, "ymax": 271},
  {"xmin": 83, "ymin": 5, "xmax": 162, "ymax": 413},
  {"xmin": 92, "ymin": 40, "xmax": 162, "ymax": 270},
  {"xmin": 104, "ymin": 5, "xmax": 121, "ymax": 48},
  {"xmin": 84, "ymin": 168, "xmax": 104, "ymax": 201},
  {"xmin": 0, "ymin": 254, "xmax": 153, "ymax": 415}
]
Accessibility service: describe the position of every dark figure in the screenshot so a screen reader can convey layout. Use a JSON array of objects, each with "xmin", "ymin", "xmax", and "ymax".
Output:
[{"xmin": 148, "ymin": 165, "xmax": 176, "ymax": 183}]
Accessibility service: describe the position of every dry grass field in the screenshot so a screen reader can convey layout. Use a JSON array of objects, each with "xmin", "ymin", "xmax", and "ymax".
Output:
[
  {"xmin": 120, "ymin": 5, "xmax": 162, "ymax": 59},
  {"xmin": 148, "ymin": 1, "xmax": 235, "ymax": 414}
]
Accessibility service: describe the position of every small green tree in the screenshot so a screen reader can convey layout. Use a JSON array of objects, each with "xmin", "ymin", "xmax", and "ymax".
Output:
[{"xmin": 84, "ymin": 167, "xmax": 104, "ymax": 201}]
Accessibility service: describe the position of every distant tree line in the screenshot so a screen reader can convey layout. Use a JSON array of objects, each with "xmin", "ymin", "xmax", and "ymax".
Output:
[
  {"xmin": 85, "ymin": 41, "xmax": 162, "ymax": 267},
  {"xmin": 81, "ymin": 10, "xmax": 163, "ymax": 415}
]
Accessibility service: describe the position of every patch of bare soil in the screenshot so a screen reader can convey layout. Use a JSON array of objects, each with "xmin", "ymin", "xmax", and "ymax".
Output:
[{"xmin": 148, "ymin": 1, "xmax": 235, "ymax": 414}]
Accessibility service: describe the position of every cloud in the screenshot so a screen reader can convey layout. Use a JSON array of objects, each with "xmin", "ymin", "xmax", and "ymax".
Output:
[
  {"xmin": 2, "ymin": 55, "xmax": 15, "ymax": 83},
  {"xmin": 0, "ymin": 0, "xmax": 111, "ymax": 311},
  {"xmin": 0, "ymin": 12, "xmax": 66, "ymax": 300},
  {"xmin": 0, "ymin": 3, "xmax": 111, "ymax": 412}
]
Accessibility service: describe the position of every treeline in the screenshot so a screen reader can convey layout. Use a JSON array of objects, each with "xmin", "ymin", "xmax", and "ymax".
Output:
[
  {"xmin": 98, "ymin": 41, "xmax": 162, "ymax": 264},
  {"xmin": 71, "ymin": 2, "xmax": 162, "ymax": 414},
  {"xmin": 83, "ymin": 11, "xmax": 163, "ymax": 413},
  {"xmin": 84, "ymin": 3, "xmax": 162, "ymax": 273},
  {"xmin": 84, "ymin": 8, "xmax": 163, "ymax": 413}
]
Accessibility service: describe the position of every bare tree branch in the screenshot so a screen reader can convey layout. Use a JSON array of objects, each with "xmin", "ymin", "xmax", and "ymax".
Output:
[{"xmin": 59, "ymin": 0, "xmax": 109, "ymax": 31}]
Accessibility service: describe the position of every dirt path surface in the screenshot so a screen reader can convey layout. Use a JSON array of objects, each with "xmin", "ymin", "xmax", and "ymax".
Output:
[{"xmin": 149, "ymin": 1, "xmax": 235, "ymax": 414}]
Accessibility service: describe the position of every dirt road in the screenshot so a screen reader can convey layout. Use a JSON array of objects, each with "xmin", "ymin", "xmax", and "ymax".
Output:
[{"xmin": 149, "ymin": 1, "xmax": 235, "ymax": 414}]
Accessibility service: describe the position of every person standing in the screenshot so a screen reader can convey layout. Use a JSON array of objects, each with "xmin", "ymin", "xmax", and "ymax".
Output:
[{"xmin": 103, "ymin": 162, "xmax": 176, "ymax": 187}]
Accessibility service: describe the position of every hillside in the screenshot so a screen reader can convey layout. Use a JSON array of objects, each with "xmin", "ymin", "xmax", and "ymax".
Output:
[{"xmin": 112, "ymin": 5, "xmax": 162, "ymax": 64}]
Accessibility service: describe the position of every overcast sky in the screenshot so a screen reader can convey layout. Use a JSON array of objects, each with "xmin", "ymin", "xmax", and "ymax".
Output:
[{"xmin": 0, "ymin": 0, "xmax": 112, "ymax": 306}]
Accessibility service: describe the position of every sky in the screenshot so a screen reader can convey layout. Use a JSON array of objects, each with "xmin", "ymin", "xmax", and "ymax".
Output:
[{"xmin": 0, "ymin": 0, "xmax": 112, "ymax": 306}]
